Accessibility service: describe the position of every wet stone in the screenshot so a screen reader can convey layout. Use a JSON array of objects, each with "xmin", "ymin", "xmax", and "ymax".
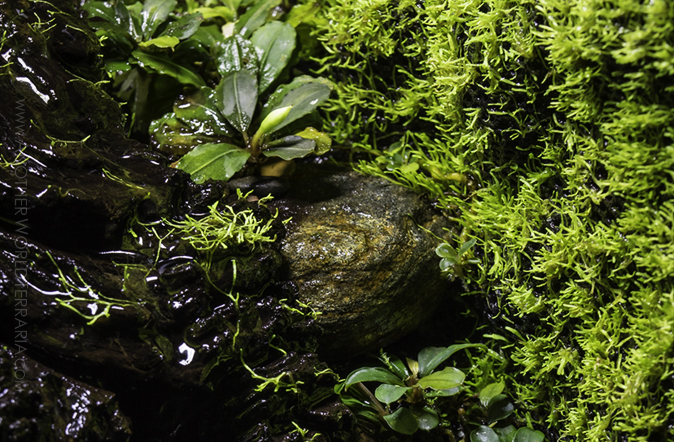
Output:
[{"xmin": 272, "ymin": 164, "xmax": 452, "ymax": 356}]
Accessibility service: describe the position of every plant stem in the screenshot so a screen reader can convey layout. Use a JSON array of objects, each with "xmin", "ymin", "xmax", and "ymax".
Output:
[{"xmin": 356, "ymin": 382, "xmax": 387, "ymax": 417}]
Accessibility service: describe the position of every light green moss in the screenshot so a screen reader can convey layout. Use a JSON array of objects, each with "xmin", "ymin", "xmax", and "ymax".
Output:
[{"xmin": 316, "ymin": 0, "xmax": 674, "ymax": 439}]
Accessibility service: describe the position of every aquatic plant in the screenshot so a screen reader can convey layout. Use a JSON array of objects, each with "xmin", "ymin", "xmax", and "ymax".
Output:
[
  {"xmin": 338, "ymin": 344, "xmax": 545, "ymax": 440},
  {"xmin": 161, "ymin": 24, "xmax": 333, "ymax": 182},
  {"xmin": 83, "ymin": 0, "xmax": 206, "ymax": 135}
]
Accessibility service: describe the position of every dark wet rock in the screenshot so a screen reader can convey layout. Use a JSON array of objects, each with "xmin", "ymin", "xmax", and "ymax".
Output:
[
  {"xmin": 0, "ymin": 345, "xmax": 132, "ymax": 442},
  {"xmin": 272, "ymin": 164, "xmax": 452, "ymax": 356},
  {"xmin": 228, "ymin": 175, "xmax": 291, "ymax": 198}
]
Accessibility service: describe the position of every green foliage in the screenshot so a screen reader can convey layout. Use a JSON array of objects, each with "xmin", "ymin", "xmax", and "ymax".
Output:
[
  {"xmin": 316, "ymin": 0, "xmax": 674, "ymax": 439},
  {"xmin": 152, "ymin": 16, "xmax": 333, "ymax": 182},
  {"xmin": 83, "ymin": 0, "xmax": 205, "ymax": 134},
  {"xmin": 339, "ymin": 344, "xmax": 484, "ymax": 434}
]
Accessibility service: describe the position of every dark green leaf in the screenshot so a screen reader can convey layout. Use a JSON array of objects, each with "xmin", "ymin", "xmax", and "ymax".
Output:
[
  {"xmin": 413, "ymin": 407, "xmax": 440, "ymax": 431},
  {"xmin": 471, "ymin": 425, "xmax": 500, "ymax": 442},
  {"xmin": 139, "ymin": 35, "xmax": 180, "ymax": 49},
  {"xmin": 264, "ymin": 137, "xmax": 316, "ymax": 160},
  {"xmin": 141, "ymin": 0, "xmax": 177, "ymax": 40},
  {"xmin": 259, "ymin": 76, "xmax": 333, "ymax": 122},
  {"xmin": 513, "ymin": 428, "xmax": 545, "ymax": 442},
  {"xmin": 417, "ymin": 344, "xmax": 485, "ymax": 377},
  {"xmin": 251, "ymin": 21, "xmax": 296, "ymax": 93},
  {"xmin": 174, "ymin": 87, "xmax": 233, "ymax": 136},
  {"xmin": 494, "ymin": 425, "xmax": 517, "ymax": 442},
  {"xmin": 272, "ymin": 82, "xmax": 331, "ymax": 132},
  {"xmin": 417, "ymin": 367, "xmax": 465, "ymax": 390},
  {"xmin": 191, "ymin": 25, "xmax": 225, "ymax": 47},
  {"xmin": 172, "ymin": 143, "xmax": 250, "ymax": 183},
  {"xmin": 487, "ymin": 396, "xmax": 514, "ymax": 424},
  {"xmin": 235, "ymin": 0, "xmax": 281, "ymax": 38},
  {"xmin": 215, "ymin": 70, "xmax": 258, "ymax": 133},
  {"xmin": 457, "ymin": 238, "xmax": 477, "ymax": 257},
  {"xmin": 161, "ymin": 12, "xmax": 204, "ymax": 40},
  {"xmin": 82, "ymin": 2, "xmax": 117, "ymax": 24},
  {"xmin": 374, "ymin": 384, "xmax": 410, "ymax": 404},
  {"xmin": 344, "ymin": 367, "xmax": 403, "ymax": 388},
  {"xmin": 104, "ymin": 59, "xmax": 134, "ymax": 75},
  {"xmin": 212, "ymin": 35, "xmax": 260, "ymax": 78},
  {"xmin": 380, "ymin": 354, "xmax": 410, "ymax": 380},
  {"xmin": 223, "ymin": 0, "xmax": 243, "ymax": 12},
  {"xmin": 114, "ymin": 1, "xmax": 142, "ymax": 42},
  {"xmin": 131, "ymin": 50, "xmax": 205, "ymax": 87},
  {"xmin": 293, "ymin": 127, "xmax": 331, "ymax": 154},
  {"xmin": 480, "ymin": 382, "xmax": 506, "ymax": 408},
  {"xmin": 383, "ymin": 407, "xmax": 418, "ymax": 435}
]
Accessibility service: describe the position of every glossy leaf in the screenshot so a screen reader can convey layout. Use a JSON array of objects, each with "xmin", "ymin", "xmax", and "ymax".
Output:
[
  {"xmin": 417, "ymin": 367, "xmax": 465, "ymax": 390},
  {"xmin": 487, "ymin": 395, "xmax": 514, "ymax": 424},
  {"xmin": 172, "ymin": 143, "xmax": 250, "ymax": 183},
  {"xmin": 417, "ymin": 344, "xmax": 485, "ymax": 378},
  {"xmin": 259, "ymin": 76, "xmax": 333, "ymax": 122},
  {"xmin": 480, "ymin": 382, "xmax": 505, "ymax": 408},
  {"xmin": 471, "ymin": 425, "xmax": 500, "ymax": 442},
  {"xmin": 141, "ymin": 0, "xmax": 177, "ymax": 40},
  {"xmin": 174, "ymin": 87, "xmax": 233, "ymax": 136},
  {"xmin": 251, "ymin": 21, "xmax": 296, "ymax": 93},
  {"xmin": 413, "ymin": 407, "xmax": 440, "ymax": 431},
  {"xmin": 114, "ymin": 1, "xmax": 142, "ymax": 42},
  {"xmin": 139, "ymin": 35, "xmax": 180, "ymax": 49},
  {"xmin": 344, "ymin": 367, "xmax": 403, "ymax": 388},
  {"xmin": 494, "ymin": 425, "xmax": 517, "ymax": 442},
  {"xmin": 380, "ymin": 354, "xmax": 410, "ymax": 380},
  {"xmin": 383, "ymin": 407, "xmax": 417, "ymax": 435},
  {"xmin": 294, "ymin": 127, "xmax": 331, "ymax": 154},
  {"xmin": 215, "ymin": 70, "xmax": 258, "ymax": 133},
  {"xmin": 82, "ymin": 2, "xmax": 117, "ymax": 25},
  {"xmin": 374, "ymin": 384, "xmax": 410, "ymax": 404},
  {"xmin": 161, "ymin": 12, "xmax": 204, "ymax": 40},
  {"xmin": 513, "ymin": 428, "xmax": 545, "ymax": 442},
  {"xmin": 191, "ymin": 25, "xmax": 225, "ymax": 47},
  {"xmin": 436, "ymin": 243, "xmax": 458, "ymax": 260},
  {"xmin": 271, "ymin": 82, "xmax": 331, "ymax": 132},
  {"xmin": 212, "ymin": 35, "xmax": 259, "ymax": 78},
  {"xmin": 235, "ymin": 0, "xmax": 281, "ymax": 38},
  {"xmin": 264, "ymin": 136, "xmax": 315, "ymax": 160},
  {"xmin": 131, "ymin": 50, "xmax": 205, "ymax": 87}
]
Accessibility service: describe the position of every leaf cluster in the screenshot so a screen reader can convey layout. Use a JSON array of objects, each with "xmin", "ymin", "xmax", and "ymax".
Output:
[{"xmin": 338, "ymin": 344, "xmax": 484, "ymax": 435}]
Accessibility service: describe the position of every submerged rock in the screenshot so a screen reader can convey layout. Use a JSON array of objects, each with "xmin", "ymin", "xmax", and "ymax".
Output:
[{"xmin": 273, "ymin": 164, "xmax": 452, "ymax": 356}]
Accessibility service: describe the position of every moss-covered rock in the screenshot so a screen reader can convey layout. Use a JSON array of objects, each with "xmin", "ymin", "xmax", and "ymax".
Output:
[
  {"xmin": 315, "ymin": 0, "xmax": 674, "ymax": 440},
  {"xmin": 274, "ymin": 163, "xmax": 451, "ymax": 356}
]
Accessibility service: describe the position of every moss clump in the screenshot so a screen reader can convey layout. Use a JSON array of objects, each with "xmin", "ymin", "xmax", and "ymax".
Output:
[{"xmin": 316, "ymin": 0, "xmax": 674, "ymax": 440}]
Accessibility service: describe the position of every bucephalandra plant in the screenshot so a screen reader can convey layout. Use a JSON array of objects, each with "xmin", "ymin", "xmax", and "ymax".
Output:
[
  {"xmin": 338, "ymin": 344, "xmax": 484, "ymax": 435},
  {"xmin": 164, "ymin": 21, "xmax": 333, "ymax": 183},
  {"xmin": 337, "ymin": 344, "xmax": 546, "ymax": 440},
  {"xmin": 83, "ymin": 0, "xmax": 206, "ymax": 135}
]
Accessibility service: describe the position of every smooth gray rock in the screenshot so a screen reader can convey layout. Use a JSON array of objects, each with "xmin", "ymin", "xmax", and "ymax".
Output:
[{"xmin": 272, "ymin": 164, "xmax": 452, "ymax": 356}]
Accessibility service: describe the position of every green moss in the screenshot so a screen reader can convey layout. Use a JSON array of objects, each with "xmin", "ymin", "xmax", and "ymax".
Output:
[{"xmin": 316, "ymin": 0, "xmax": 674, "ymax": 439}]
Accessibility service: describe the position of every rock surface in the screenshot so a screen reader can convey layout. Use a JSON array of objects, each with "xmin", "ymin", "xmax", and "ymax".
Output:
[{"xmin": 272, "ymin": 164, "xmax": 452, "ymax": 356}]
